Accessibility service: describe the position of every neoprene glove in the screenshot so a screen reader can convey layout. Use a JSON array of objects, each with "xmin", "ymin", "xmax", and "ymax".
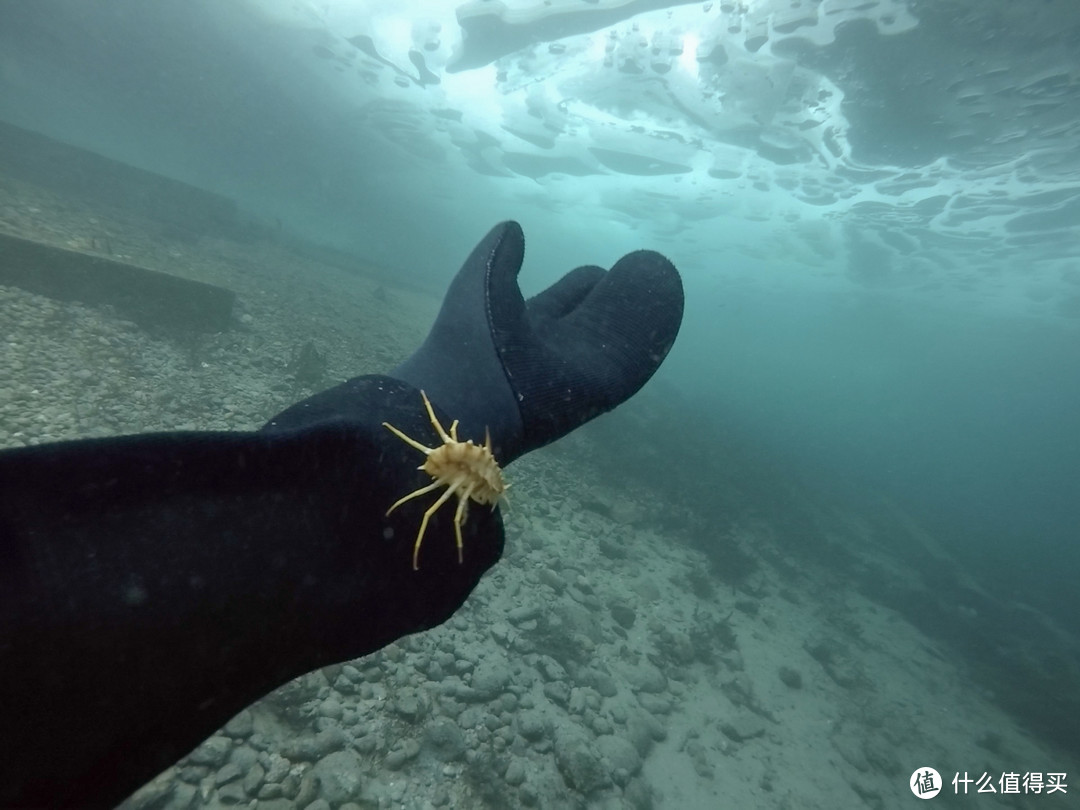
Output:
[{"xmin": 392, "ymin": 220, "xmax": 684, "ymax": 463}]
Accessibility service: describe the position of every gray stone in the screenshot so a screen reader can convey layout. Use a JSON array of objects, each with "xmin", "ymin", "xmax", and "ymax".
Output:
[
  {"xmin": 626, "ymin": 712, "xmax": 666, "ymax": 756},
  {"xmin": 214, "ymin": 763, "xmax": 242, "ymax": 786},
  {"xmin": 266, "ymin": 672, "xmax": 327, "ymax": 718},
  {"xmin": 125, "ymin": 778, "xmax": 173, "ymax": 810},
  {"xmin": 341, "ymin": 665, "xmax": 362, "ymax": 682},
  {"xmin": 544, "ymin": 681, "xmax": 570, "ymax": 707},
  {"xmin": 659, "ymin": 629, "xmax": 696, "ymax": 665},
  {"xmin": 610, "ymin": 604, "xmax": 636, "ymax": 629},
  {"xmin": 805, "ymin": 638, "xmax": 863, "ymax": 689},
  {"xmin": 439, "ymin": 676, "xmax": 465, "ymax": 699},
  {"xmin": 568, "ymin": 686, "xmax": 601, "ymax": 715},
  {"xmin": 216, "ymin": 781, "xmax": 247, "ymax": 805},
  {"xmin": 187, "ymin": 736, "xmax": 231, "ymax": 767},
  {"xmin": 334, "ymin": 673, "xmax": 356, "ymax": 695},
  {"xmin": 361, "ymin": 665, "xmax": 383, "ymax": 683},
  {"xmin": 164, "ymin": 782, "xmax": 197, "ymax": 810},
  {"xmin": 637, "ymin": 693, "xmax": 672, "ymax": 714},
  {"xmin": 425, "ymin": 717, "xmax": 467, "ymax": 762},
  {"xmin": 504, "ymin": 758, "xmax": 527, "ymax": 786},
  {"xmin": 321, "ymin": 664, "xmax": 344, "ymax": 684},
  {"xmin": 538, "ymin": 656, "xmax": 567, "ymax": 682},
  {"xmin": 454, "ymin": 685, "xmax": 483, "ymax": 703},
  {"xmin": 719, "ymin": 711, "xmax": 766, "ymax": 742},
  {"xmin": 825, "ymin": 657, "xmax": 861, "ymax": 688},
  {"xmin": 554, "ymin": 729, "xmax": 610, "ymax": 795},
  {"xmin": 319, "ymin": 698, "xmax": 344, "ymax": 720},
  {"xmin": 557, "ymin": 602, "xmax": 604, "ymax": 643},
  {"xmin": 592, "ymin": 715, "xmax": 613, "ymax": 735},
  {"xmin": 457, "ymin": 707, "xmax": 486, "ymax": 729},
  {"xmin": 518, "ymin": 710, "xmax": 549, "ymax": 742},
  {"xmin": 778, "ymin": 666, "xmax": 803, "ymax": 689},
  {"xmin": 432, "ymin": 784, "xmax": 452, "ymax": 807},
  {"xmin": 223, "ymin": 709, "xmax": 254, "ymax": 738},
  {"xmin": 263, "ymin": 753, "xmax": 290, "ymax": 783},
  {"xmin": 596, "ymin": 735, "xmax": 642, "ymax": 777},
  {"xmin": 520, "ymin": 783, "xmax": 539, "ymax": 806},
  {"xmin": 686, "ymin": 740, "xmax": 715, "ymax": 778},
  {"xmin": 304, "ymin": 801, "xmax": 331, "ymax": 810},
  {"xmin": 228, "ymin": 745, "xmax": 257, "ymax": 773},
  {"xmin": 568, "ymin": 687, "xmax": 588, "ymax": 715},
  {"xmin": 295, "ymin": 771, "xmax": 320, "ymax": 808},
  {"xmin": 508, "ymin": 604, "xmax": 541, "ymax": 624},
  {"xmin": 257, "ymin": 783, "xmax": 283, "ymax": 799},
  {"xmin": 280, "ymin": 773, "xmax": 301, "ymax": 800},
  {"xmin": 471, "ymin": 658, "xmax": 511, "ymax": 699},
  {"xmin": 177, "ymin": 766, "xmax": 208, "ymax": 785},
  {"xmin": 538, "ymin": 568, "xmax": 565, "ymax": 593},
  {"xmin": 393, "ymin": 688, "xmax": 422, "ymax": 721},
  {"xmin": 283, "ymin": 727, "xmax": 346, "ymax": 761},
  {"xmin": 626, "ymin": 663, "xmax": 666, "ymax": 694},
  {"xmin": 593, "ymin": 673, "xmax": 618, "ymax": 698},
  {"xmin": 384, "ymin": 738, "xmax": 420, "ymax": 770},
  {"xmin": 242, "ymin": 762, "xmax": 265, "ymax": 796},
  {"xmin": 312, "ymin": 750, "xmax": 364, "ymax": 806},
  {"xmin": 355, "ymin": 734, "xmax": 378, "ymax": 754}
]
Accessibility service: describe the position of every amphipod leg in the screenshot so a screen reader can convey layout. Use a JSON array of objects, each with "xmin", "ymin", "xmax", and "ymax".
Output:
[
  {"xmin": 385, "ymin": 480, "xmax": 442, "ymax": 516},
  {"xmin": 452, "ymin": 487, "xmax": 474, "ymax": 564},
  {"xmin": 420, "ymin": 390, "xmax": 456, "ymax": 444},
  {"xmin": 411, "ymin": 482, "xmax": 461, "ymax": 570},
  {"xmin": 382, "ymin": 422, "xmax": 435, "ymax": 456}
]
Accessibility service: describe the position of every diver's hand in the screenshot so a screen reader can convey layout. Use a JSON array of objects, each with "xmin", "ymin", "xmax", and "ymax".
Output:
[{"xmin": 392, "ymin": 221, "xmax": 684, "ymax": 463}]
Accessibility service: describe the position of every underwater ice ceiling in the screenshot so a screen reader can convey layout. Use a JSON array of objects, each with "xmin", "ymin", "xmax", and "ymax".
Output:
[
  {"xmin": 2, "ymin": 1, "xmax": 1076, "ymax": 317},
  {"xmin": 245, "ymin": 0, "xmax": 1080, "ymax": 318}
]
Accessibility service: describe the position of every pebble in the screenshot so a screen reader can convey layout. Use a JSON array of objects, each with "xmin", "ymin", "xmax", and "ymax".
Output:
[
  {"xmin": 470, "ymin": 657, "xmax": 511, "ymax": 699},
  {"xmin": 281, "ymin": 727, "xmax": 345, "ymax": 761},
  {"xmin": 187, "ymin": 736, "xmax": 231, "ymax": 768},
  {"xmin": 392, "ymin": 688, "xmax": 421, "ymax": 720},
  {"xmin": 626, "ymin": 662, "xmax": 667, "ymax": 694},
  {"xmin": 311, "ymin": 750, "xmax": 364, "ymax": 805},
  {"xmin": 543, "ymin": 681, "xmax": 571, "ymax": 707},
  {"xmin": 223, "ymin": 709, "xmax": 254, "ymax": 738},
  {"xmin": 596, "ymin": 735, "xmax": 642, "ymax": 777},
  {"xmin": 517, "ymin": 710, "xmax": 549, "ymax": 742},
  {"xmin": 425, "ymin": 717, "xmax": 467, "ymax": 762},
  {"xmin": 507, "ymin": 604, "xmax": 541, "ymax": 624},
  {"xmin": 537, "ymin": 656, "xmax": 568, "ymax": 682},
  {"xmin": 242, "ymin": 763, "xmax": 265, "ymax": 796},
  {"xmin": 504, "ymin": 758, "xmax": 527, "ymax": 786},
  {"xmin": 554, "ymin": 729, "xmax": 609, "ymax": 795},
  {"xmin": 384, "ymin": 738, "xmax": 420, "ymax": 770},
  {"xmin": 214, "ymin": 763, "xmax": 242, "ymax": 786},
  {"xmin": 317, "ymin": 699, "xmax": 343, "ymax": 721}
]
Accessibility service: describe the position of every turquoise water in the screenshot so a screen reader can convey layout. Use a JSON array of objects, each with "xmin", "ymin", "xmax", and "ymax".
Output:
[{"xmin": 1, "ymin": 2, "xmax": 1078, "ymax": 807}]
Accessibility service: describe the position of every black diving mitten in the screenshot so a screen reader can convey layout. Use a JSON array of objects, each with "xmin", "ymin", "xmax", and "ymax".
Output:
[{"xmin": 392, "ymin": 220, "xmax": 685, "ymax": 464}]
